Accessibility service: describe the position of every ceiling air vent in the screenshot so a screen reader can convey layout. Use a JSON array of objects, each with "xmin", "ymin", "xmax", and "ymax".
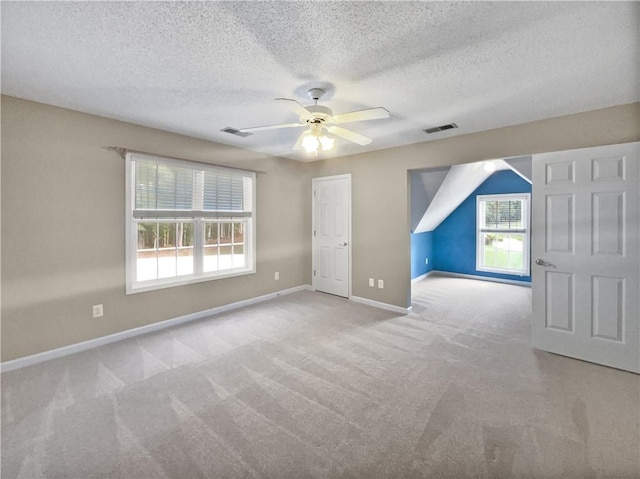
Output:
[
  {"xmin": 424, "ymin": 123, "xmax": 458, "ymax": 134},
  {"xmin": 221, "ymin": 127, "xmax": 252, "ymax": 138}
]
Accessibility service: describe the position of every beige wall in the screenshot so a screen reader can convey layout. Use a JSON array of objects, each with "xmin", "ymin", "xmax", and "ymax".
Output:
[
  {"xmin": 309, "ymin": 103, "xmax": 640, "ymax": 308},
  {"xmin": 2, "ymin": 95, "xmax": 638, "ymax": 362},
  {"xmin": 1, "ymin": 96, "xmax": 312, "ymax": 361}
]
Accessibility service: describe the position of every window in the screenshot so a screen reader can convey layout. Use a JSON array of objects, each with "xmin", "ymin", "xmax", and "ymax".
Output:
[
  {"xmin": 476, "ymin": 193, "xmax": 530, "ymax": 276},
  {"xmin": 126, "ymin": 152, "xmax": 255, "ymax": 293}
]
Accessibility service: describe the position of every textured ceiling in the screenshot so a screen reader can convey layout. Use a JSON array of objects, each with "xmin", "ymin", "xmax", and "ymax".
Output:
[{"xmin": 2, "ymin": 1, "xmax": 638, "ymax": 162}]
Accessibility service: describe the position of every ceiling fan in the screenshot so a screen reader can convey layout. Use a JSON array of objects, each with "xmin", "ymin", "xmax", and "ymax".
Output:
[{"xmin": 237, "ymin": 88, "xmax": 389, "ymax": 155}]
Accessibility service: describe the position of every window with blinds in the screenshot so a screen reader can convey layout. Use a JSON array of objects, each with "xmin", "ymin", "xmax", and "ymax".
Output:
[
  {"xmin": 476, "ymin": 193, "xmax": 530, "ymax": 276},
  {"xmin": 125, "ymin": 152, "xmax": 256, "ymax": 294}
]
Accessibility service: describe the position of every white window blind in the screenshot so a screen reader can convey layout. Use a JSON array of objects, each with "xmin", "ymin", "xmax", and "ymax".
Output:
[
  {"xmin": 479, "ymin": 198, "xmax": 525, "ymax": 232},
  {"xmin": 132, "ymin": 154, "xmax": 253, "ymax": 219}
]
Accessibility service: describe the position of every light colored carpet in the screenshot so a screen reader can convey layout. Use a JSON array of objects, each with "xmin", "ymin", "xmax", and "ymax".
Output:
[{"xmin": 2, "ymin": 276, "xmax": 639, "ymax": 478}]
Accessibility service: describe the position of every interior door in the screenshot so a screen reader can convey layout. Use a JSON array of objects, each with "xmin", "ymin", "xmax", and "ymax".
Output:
[
  {"xmin": 532, "ymin": 142, "xmax": 639, "ymax": 373},
  {"xmin": 312, "ymin": 175, "xmax": 350, "ymax": 298}
]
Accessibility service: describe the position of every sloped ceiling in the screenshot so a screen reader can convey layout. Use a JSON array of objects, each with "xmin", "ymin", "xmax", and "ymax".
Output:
[
  {"xmin": 1, "ymin": 2, "xmax": 638, "ymax": 162},
  {"xmin": 410, "ymin": 167, "xmax": 449, "ymax": 232},
  {"xmin": 412, "ymin": 158, "xmax": 534, "ymax": 233},
  {"xmin": 504, "ymin": 156, "xmax": 533, "ymax": 182}
]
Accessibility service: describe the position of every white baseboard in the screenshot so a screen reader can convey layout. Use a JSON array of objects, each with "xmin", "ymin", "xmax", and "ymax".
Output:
[
  {"xmin": 1, "ymin": 284, "xmax": 312, "ymax": 373},
  {"xmin": 430, "ymin": 270, "xmax": 531, "ymax": 287},
  {"xmin": 350, "ymin": 296, "xmax": 412, "ymax": 315},
  {"xmin": 411, "ymin": 270, "xmax": 436, "ymax": 284}
]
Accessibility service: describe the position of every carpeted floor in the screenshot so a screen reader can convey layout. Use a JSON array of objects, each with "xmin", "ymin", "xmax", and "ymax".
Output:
[{"xmin": 2, "ymin": 276, "xmax": 639, "ymax": 478}]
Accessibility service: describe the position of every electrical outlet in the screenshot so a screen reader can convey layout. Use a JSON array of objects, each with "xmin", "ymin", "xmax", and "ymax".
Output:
[
  {"xmin": 369, "ymin": 278, "xmax": 374, "ymax": 287},
  {"xmin": 378, "ymin": 279, "xmax": 384, "ymax": 289},
  {"xmin": 274, "ymin": 271, "xmax": 280, "ymax": 280},
  {"xmin": 425, "ymin": 258, "xmax": 429, "ymax": 265},
  {"xmin": 92, "ymin": 304, "xmax": 104, "ymax": 318}
]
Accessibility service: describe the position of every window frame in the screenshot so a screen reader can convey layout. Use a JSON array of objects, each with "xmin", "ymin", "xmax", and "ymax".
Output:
[
  {"xmin": 476, "ymin": 193, "xmax": 530, "ymax": 276},
  {"xmin": 125, "ymin": 152, "xmax": 256, "ymax": 294}
]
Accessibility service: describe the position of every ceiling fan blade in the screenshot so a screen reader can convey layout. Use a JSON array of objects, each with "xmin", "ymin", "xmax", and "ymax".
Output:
[
  {"xmin": 239, "ymin": 122, "xmax": 304, "ymax": 133},
  {"xmin": 275, "ymin": 98, "xmax": 314, "ymax": 119},
  {"xmin": 292, "ymin": 130, "xmax": 308, "ymax": 150},
  {"xmin": 333, "ymin": 107, "xmax": 389, "ymax": 124},
  {"xmin": 327, "ymin": 126, "xmax": 372, "ymax": 146}
]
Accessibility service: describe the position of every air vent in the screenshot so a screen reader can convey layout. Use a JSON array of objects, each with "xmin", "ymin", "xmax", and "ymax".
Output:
[
  {"xmin": 221, "ymin": 127, "xmax": 252, "ymax": 138},
  {"xmin": 424, "ymin": 123, "xmax": 458, "ymax": 134}
]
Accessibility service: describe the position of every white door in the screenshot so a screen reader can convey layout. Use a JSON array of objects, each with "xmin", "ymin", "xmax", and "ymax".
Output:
[
  {"xmin": 532, "ymin": 142, "xmax": 639, "ymax": 373},
  {"xmin": 312, "ymin": 175, "xmax": 350, "ymax": 298}
]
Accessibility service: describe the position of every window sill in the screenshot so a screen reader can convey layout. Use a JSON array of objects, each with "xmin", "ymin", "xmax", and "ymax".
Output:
[
  {"xmin": 126, "ymin": 267, "xmax": 256, "ymax": 295},
  {"xmin": 476, "ymin": 266, "xmax": 529, "ymax": 277}
]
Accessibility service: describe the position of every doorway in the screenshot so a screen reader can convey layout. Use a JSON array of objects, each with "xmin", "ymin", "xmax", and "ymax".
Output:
[
  {"xmin": 409, "ymin": 157, "xmax": 532, "ymax": 286},
  {"xmin": 410, "ymin": 144, "xmax": 640, "ymax": 373}
]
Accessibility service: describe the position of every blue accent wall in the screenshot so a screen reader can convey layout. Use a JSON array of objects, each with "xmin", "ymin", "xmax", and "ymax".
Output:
[
  {"xmin": 411, "ymin": 231, "xmax": 434, "ymax": 279},
  {"xmin": 432, "ymin": 169, "xmax": 531, "ymax": 283}
]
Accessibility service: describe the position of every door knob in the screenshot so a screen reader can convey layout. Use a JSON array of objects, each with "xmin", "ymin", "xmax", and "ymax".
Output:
[
  {"xmin": 535, "ymin": 258, "xmax": 551, "ymax": 266},
  {"xmin": 339, "ymin": 242, "xmax": 348, "ymax": 246}
]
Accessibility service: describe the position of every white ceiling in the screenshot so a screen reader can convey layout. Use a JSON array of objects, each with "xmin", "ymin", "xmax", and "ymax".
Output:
[{"xmin": 2, "ymin": 2, "xmax": 638, "ymax": 162}]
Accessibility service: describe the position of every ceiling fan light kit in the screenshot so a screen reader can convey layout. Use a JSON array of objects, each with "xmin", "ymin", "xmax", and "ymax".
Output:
[
  {"xmin": 236, "ymin": 88, "xmax": 389, "ymax": 156},
  {"xmin": 299, "ymin": 123, "xmax": 335, "ymax": 155}
]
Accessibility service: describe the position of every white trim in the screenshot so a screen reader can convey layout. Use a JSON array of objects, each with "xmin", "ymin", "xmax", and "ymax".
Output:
[
  {"xmin": 476, "ymin": 192, "xmax": 531, "ymax": 276},
  {"xmin": 430, "ymin": 270, "xmax": 531, "ymax": 287},
  {"xmin": 125, "ymin": 153, "xmax": 134, "ymax": 292},
  {"xmin": 1, "ymin": 285, "xmax": 311, "ymax": 373},
  {"xmin": 411, "ymin": 270, "xmax": 436, "ymax": 284},
  {"xmin": 350, "ymin": 295, "xmax": 412, "ymax": 315}
]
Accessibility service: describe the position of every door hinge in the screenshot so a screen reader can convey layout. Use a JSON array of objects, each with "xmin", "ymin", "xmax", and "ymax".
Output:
[
  {"xmin": 314, "ymin": 190, "xmax": 316, "ymax": 197},
  {"xmin": 313, "ymin": 269, "xmax": 316, "ymax": 276},
  {"xmin": 313, "ymin": 230, "xmax": 316, "ymax": 237}
]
